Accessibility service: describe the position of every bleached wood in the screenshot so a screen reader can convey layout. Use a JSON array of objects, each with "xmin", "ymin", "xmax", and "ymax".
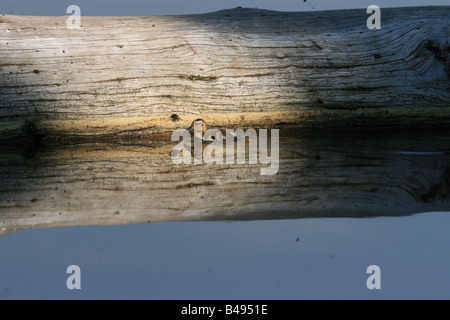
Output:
[
  {"xmin": 0, "ymin": 7, "xmax": 449, "ymax": 140},
  {"xmin": 1, "ymin": 7, "xmax": 450, "ymax": 235}
]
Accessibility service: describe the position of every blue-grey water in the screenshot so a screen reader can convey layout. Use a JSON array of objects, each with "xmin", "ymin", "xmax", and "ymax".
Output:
[
  {"xmin": 1, "ymin": 213, "xmax": 450, "ymax": 299},
  {"xmin": 1, "ymin": 0, "xmax": 449, "ymax": 16},
  {"xmin": 1, "ymin": 0, "xmax": 450, "ymax": 300}
]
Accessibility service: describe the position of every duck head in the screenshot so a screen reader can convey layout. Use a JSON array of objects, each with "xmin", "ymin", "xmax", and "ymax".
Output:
[
  {"xmin": 187, "ymin": 119, "xmax": 216, "ymax": 142},
  {"xmin": 187, "ymin": 118, "xmax": 207, "ymax": 134},
  {"xmin": 187, "ymin": 119, "xmax": 226, "ymax": 142}
]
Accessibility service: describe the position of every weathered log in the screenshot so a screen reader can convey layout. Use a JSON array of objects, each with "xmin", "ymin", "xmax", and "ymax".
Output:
[
  {"xmin": 1, "ymin": 7, "xmax": 450, "ymax": 236},
  {"xmin": 0, "ymin": 7, "xmax": 449, "ymax": 141}
]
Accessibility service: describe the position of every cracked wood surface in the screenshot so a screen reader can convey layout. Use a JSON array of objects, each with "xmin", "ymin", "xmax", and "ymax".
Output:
[
  {"xmin": 1, "ymin": 7, "xmax": 450, "ymax": 236},
  {"xmin": 0, "ymin": 7, "xmax": 449, "ymax": 140}
]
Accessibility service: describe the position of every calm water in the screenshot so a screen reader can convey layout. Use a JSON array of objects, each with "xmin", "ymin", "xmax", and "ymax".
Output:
[
  {"xmin": 1, "ymin": 129, "xmax": 450, "ymax": 299},
  {"xmin": 1, "ymin": 213, "xmax": 450, "ymax": 300},
  {"xmin": 1, "ymin": 0, "xmax": 449, "ymax": 300},
  {"xmin": 0, "ymin": 130, "xmax": 450, "ymax": 299},
  {"xmin": 1, "ymin": 0, "xmax": 449, "ymax": 16}
]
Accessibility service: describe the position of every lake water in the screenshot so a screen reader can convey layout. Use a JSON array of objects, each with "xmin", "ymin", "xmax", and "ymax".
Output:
[
  {"xmin": 1, "ymin": 0, "xmax": 449, "ymax": 16},
  {"xmin": 0, "ymin": 0, "xmax": 449, "ymax": 300},
  {"xmin": 1, "ymin": 213, "xmax": 450, "ymax": 299},
  {"xmin": 1, "ymin": 128, "xmax": 449, "ymax": 300}
]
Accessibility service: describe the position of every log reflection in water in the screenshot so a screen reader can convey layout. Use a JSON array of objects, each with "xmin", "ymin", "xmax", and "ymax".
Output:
[{"xmin": 0, "ymin": 128, "xmax": 449, "ymax": 235}]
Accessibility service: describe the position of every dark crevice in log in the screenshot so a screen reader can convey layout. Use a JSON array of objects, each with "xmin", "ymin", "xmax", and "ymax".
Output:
[
  {"xmin": 424, "ymin": 39, "xmax": 450, "ymax": 77},
  {"xmin": 420, "ymin": 168, "xmax": 450, "ymax": 203}
]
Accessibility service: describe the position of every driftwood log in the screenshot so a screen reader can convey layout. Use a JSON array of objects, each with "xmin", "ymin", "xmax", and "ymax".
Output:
[
  {"xmin": 0, "ymin": 7, "xmax": 450, "ymax": 235},
  {"xmin": 0, "ymin": 7, "xmax": 449, "ymax": 139}
]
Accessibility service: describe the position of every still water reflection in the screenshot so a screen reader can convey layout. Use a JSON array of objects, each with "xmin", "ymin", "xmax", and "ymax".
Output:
[
  {"xmin": 1, "ymin": 128, "xmax": 449, "ymax": 235},
  {"xmin": 0, "ymin": 128, "xmax": 449, "ymax": 299}
]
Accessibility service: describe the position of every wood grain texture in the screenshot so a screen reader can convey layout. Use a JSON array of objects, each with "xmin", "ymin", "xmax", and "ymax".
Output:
[
  {"xmin": 1, "ymin": 7, "xmax": 450, "ymax": 236},
  {"xmin": 0, "ymin": 7, "xmax": 449, "ymax": 140}
]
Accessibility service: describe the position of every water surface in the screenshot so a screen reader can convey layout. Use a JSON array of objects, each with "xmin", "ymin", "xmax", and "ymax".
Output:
[
  {"xmin": 1, "ymin": 129, "xmax": 449, "ymax": 299},
  {"xmin": 1, "ymin": 212, "xmax": 449, "ymax": 299}
]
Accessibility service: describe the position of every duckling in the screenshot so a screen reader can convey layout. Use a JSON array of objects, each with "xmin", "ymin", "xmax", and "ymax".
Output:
[
  {"xmin": 186, "ymin": 119, "xmax": 225, "ymax": 162},
  {"xmin": 187, "ymin": 119, "xmax": 223, "ymax": 142},
  {"xmin": 187, "ymin": 119, "xmax": 210, "ymax": 141}
]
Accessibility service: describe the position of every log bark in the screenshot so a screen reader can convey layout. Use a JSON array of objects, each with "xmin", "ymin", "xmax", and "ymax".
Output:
[{"xmin": 0, "ymin": 7, "xmax": 449, "ymax": 140}]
